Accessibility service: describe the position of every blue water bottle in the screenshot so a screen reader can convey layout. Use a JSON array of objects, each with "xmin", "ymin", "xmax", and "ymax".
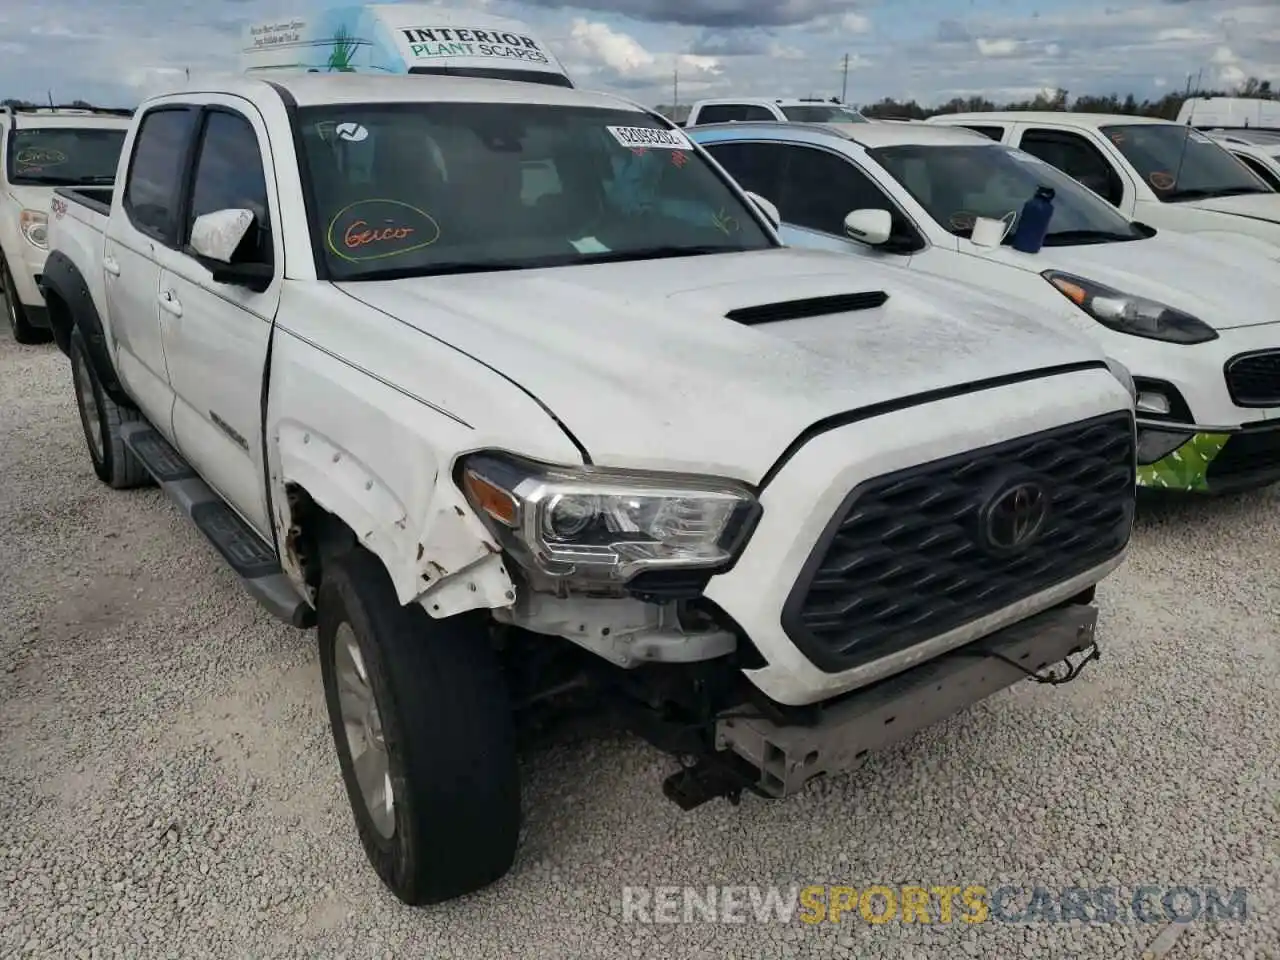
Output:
[{"xmin": 1010, "ymin": 186, "xmax": 1056, "ymax": 254}]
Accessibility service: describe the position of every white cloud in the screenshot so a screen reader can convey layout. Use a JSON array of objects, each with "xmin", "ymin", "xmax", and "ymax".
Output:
[
  {"xmin": 976, "ymin": 37, "xmax": 1019, "ymax": 57},
  {"xmin": 1154, "ymin": 28, "xmax": 1214, "ymax": 44}
]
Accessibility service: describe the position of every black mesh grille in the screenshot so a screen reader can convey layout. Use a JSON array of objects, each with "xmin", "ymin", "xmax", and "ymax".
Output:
[
  {"xmin": 1206, "ymin": 425, "xmax": 1280, "ymax": 483},
  {"xmin": 781, "ymin": 411, "xmax": 1135, "ymax": 674},
  {"xmin": 1225, "ymin": 351, "xmax": 1280, "ymax": 407}
]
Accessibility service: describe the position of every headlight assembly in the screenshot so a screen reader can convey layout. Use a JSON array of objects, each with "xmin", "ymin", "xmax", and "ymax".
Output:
[
  {"xmin": 459, "ymin": 453, "xmax": 760, "ymax": 585},
  {"xmin": 20, "ymin": 209, "xmax": 48, "ymax": 249},
  {"xmin": 1043, "ymin": 271, "xmax": 1218, "ymax": 344}
]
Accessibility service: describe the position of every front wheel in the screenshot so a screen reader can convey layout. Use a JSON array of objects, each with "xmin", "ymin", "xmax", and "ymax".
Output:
[
  {"xmin": 2, "ymin": 257, "xmax": 49, "ymax": 344},
  {"xmin": 318, "ymin": 547, "xmax": 521, "ymax": 905}
]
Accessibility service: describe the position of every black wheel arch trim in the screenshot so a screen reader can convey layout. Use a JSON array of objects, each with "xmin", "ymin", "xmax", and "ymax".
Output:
[{"xmin": 39, "ymin": 250, "xmax": 136, "ymax": 409}]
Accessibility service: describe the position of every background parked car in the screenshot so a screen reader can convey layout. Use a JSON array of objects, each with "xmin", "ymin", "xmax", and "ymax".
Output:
[
  {"xmin": 923, "ymin": 112, "xmax": 1280, "ymax": 248},
  {"xmin": 0, "ymin": 104, "xmax": 131, "ymax": 343},
  {"xmin": 691, "ymin": 119, "xmax": 1280, "ymax": 494}
]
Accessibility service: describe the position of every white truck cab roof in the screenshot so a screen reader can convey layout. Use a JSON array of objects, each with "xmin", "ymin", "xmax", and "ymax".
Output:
[
  {"xmin": 241, "ymin": 4, "xmax": 573, "ymax": 87},
  {"xmin": 685, "ymin": 97, "xmax": 868, "ymax": 126}
]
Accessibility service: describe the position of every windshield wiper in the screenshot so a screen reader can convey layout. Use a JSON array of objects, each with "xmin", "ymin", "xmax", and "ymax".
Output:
[
  {"xmin": 338, "ymin": 261, "xmax": 535, "ymax": 282},
  {"xmin": 72, "ymin": 175, "xmax": 116, "ymax": 185},
  {"xmin": 1165, "ymin": 185, "xmax": 1270, "ymax": 202},
  {"xmin": 572, "ymin": 244, "xmax": 752, "ymax": 265},
  {"xmin": 1041, "ymin": 229, "xmax": 1141, "ymax": 246}
]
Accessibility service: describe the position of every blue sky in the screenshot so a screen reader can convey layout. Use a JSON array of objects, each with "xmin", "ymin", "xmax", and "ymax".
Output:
[{"xmin": 1, "ymin": 0, "xmax": 1276, "ymax": 108}]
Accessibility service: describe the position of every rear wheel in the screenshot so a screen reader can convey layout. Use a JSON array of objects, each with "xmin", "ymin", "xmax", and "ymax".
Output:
[
  {"xmin": 2, "ymin": 257, "xmax": 48, "ymax": 344},
  {"xmin": 318, "ymin": 547, "xmax": 521, "ymax": 905},
  {"xmin": 70, "ymin": 327, "xmax": 149, "ymax": 489}
]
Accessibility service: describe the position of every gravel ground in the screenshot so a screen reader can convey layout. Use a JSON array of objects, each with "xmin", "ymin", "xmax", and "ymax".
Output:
[{"xmin": 1, "ymin": 330, "xmax": 1277, "ymax": 960}]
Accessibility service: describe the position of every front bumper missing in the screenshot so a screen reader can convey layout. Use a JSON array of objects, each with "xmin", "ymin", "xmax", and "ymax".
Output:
[{"xmin": 715, "ymin": 603, "xmax": 1098, "ymax": 800}]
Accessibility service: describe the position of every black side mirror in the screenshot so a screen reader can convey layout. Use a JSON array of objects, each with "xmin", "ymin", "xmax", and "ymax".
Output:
[{"xmin": 210, "ymin": 261, "xmax": 274, "ymax": 294}]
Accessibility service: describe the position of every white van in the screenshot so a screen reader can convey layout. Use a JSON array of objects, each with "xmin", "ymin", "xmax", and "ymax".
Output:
[
  {"xmin": 1176, "ymin": 96, "xmax": 1280, "ymax": 132},
  {"xmin": 1, "ymin": 105, "xmax": 131, "ymax": 343},
  {"xmin": 242, "ymin": 4, "xmax": 573, "ymax": 87}
]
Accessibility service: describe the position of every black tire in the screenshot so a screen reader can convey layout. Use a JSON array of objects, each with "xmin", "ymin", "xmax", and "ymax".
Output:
[
  {"xmin": 318, "ymin": 547, "xmax": 520, "ymax": 905},
  {"xmin": 69, "ymin": 327, "xmax": 150, "ymax": 489},
  {"xmin": 2, "ymin": 256, "xmax": 50, "ymax": 344}
]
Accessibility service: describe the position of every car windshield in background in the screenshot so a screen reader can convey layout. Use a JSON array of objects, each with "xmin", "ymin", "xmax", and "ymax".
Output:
[
  {"xmin": 295, "ymin": 103, "xmax": 773, "ymax": 280},
  {"xmin": 6, "ymin": 128, "xmax": 126, "ymax": 186},
  {"xmin": 1100, "ymin": 123, "xmax": 1274, "ymax": 202},
  {"xmin": 780, "ymin": 104, "xmax": 868, "ymax": 123},
  {"xmin": 871, "ymin": 142, "xmax": 1145, "ymax": 246}
]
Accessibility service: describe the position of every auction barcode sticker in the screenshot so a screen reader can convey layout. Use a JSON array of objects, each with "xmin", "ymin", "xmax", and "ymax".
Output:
[{"xmin": 606, "ymin": 125, "xmax": 692, "ymax": 150}]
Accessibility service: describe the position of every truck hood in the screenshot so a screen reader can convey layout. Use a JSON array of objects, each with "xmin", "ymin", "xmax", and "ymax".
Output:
[
  {"xmin": 970, "ymin": 231, "xmax": 1280, "ymax": 330},
  {"xmin": 1179, "ymin": 192, "xmax": 1280, "ymax": 222},
  {"xmin": 338, "ymin": 247, "xmax": 1106, "ymax": 481}
]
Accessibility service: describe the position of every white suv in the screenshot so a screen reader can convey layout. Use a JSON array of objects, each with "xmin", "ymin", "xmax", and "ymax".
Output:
[{"xmin": 0, "ymin": 105, "xmax": 131, "ymax": 342}]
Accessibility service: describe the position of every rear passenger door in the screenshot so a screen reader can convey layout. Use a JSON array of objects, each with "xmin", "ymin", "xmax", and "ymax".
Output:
[
  {"xmin": 104, "ymin": 104, "xmax": 199, "ymax": 434},
  {"xmin": 153, "ymin": 100, "xmax": 282, "ymax": 539},
  {"xmin": 1011, "ymin": 125, "xmax": 1136, "ymax": 215}
]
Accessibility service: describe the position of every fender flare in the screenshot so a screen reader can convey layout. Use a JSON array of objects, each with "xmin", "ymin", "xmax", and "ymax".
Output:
[
  {"xmin": 273, "ymin": 421, "xmax": 516, "ymax": 616},
  {"xmin": 39, "ymin": 251, "xmax": 135, "ymax": 409}
]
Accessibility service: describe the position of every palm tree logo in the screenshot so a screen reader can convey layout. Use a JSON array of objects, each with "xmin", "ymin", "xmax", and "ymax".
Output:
[{"xmin": 327, "ymin": 25, "xmax": 359, "ymax": 72}]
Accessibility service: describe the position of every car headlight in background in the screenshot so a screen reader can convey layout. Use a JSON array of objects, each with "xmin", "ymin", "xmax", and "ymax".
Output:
[
  {"xmin": 20, "ymin": 209, "xmax": 48, "ymax": 249},
  {"xmin": 460, "ymin": 453, "xmax": 760, "ymax": 585},
  {"xmin": 1042, "ymin": 271, "xmax": 1218, "ymax": 344}
]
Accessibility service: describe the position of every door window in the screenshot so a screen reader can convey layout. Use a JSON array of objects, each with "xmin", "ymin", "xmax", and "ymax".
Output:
[
  {"xmin": 123, "ymin": 107, "xmax": 197, "ymax": 244},
  {"xmin": 960, "ymin": 125, "xmax": 1005, "ymax": 141},
  {"xmin": 740, "ymin": 105, "xmax": 777, "ymax": 121},
  {"xmin": 1232, "ymin": 154, "xmax": 1280, "ymax": 190},
  {"xmin": 1018, "ymin": 128, "xmax": 1125, "ymax": 206},
  {"xmin": 778, "ymin": 145, "xmax": 916, "ymax": 244},
  {"xmin": 702, "ymin": 141, "xmax": 786, "ymax": 203},
  {"xmin": 185, "ymin": 110, "xmax": 273, "ymax": 266}
]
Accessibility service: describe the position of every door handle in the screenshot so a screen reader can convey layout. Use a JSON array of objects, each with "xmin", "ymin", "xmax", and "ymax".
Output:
[
  {"xmin": 103, "ymin": 256, "xmax": 120, "ymax": 276},
  {"xmin": 158, "ymin": 289, "xmax": 182, "ymax": 317}
]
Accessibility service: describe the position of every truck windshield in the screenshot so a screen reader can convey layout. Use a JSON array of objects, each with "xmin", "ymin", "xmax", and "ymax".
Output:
[
  {"xmin": 296, "ymin": 102, "xmax": 773, "ymax": 280},
  {"xmin": 1100, "ymin": 123, "xmax": 1274, "ymax": 202},
  {"xmin": 779, "ymin": 105, "xmax": 867, "ymax": 123},
  {"xmin": 872, "ymin": 142, "xmax": 1145, "ymax": 246},
  {"xmin": 6, "ymin": 127, "xmax": 126, "ymax": 186}
]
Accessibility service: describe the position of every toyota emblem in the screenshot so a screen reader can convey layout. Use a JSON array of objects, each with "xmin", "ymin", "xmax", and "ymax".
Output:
[{"xmin": 982, "ymin": 480, "xmax": 1050, "ymax": 553}]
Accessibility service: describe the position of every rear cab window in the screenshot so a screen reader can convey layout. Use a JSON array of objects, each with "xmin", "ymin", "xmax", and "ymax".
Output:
[
  {"xmin": 778, "ymin": 104, "xmax": 868, "ymax": 123},
  {"xmin": 5, "ymin": 126, "xmax": 128, "ymax": 187},
  {"xmin": 295, "ymin": 102, "xmax": 776, "ymax": 279},
  {"xmin": 695, "ymin": 104, "xmax": 778, "ymax": 124}
]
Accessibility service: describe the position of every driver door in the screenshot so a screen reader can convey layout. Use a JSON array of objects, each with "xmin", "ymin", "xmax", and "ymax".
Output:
[{"xmin": 152, "ymin": 99, "xmax": 282, "ymax": 539}]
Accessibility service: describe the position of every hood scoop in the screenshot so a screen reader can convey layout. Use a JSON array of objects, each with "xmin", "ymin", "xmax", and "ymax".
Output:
[{"xmin": 725, "ymin": 290, "xmax": 889, "ymax": 325}]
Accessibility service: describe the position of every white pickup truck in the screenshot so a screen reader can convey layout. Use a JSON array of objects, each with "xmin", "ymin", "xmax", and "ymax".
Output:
[{"xmin": 42, "ymin": 72, "xmax": 1137, "ymax": 906}]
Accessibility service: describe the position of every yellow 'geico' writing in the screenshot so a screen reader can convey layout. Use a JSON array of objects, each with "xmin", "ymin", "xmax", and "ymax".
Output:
[{"xmin": 798, "ymin": 885, "xmax": 991, "ymax": 924}]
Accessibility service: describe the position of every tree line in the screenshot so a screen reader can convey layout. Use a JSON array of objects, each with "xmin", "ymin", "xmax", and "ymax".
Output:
[
  {"xmin": 2, "ymin": 98, "xmax": 108, "ymax": 110},
  {"xmin": 5, "ymin": 74, "xmax": 1275, "ymax": 122},
  {"xmin": 656, "ymin": 76, "xmax": 1275, "ymax": 123}
]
